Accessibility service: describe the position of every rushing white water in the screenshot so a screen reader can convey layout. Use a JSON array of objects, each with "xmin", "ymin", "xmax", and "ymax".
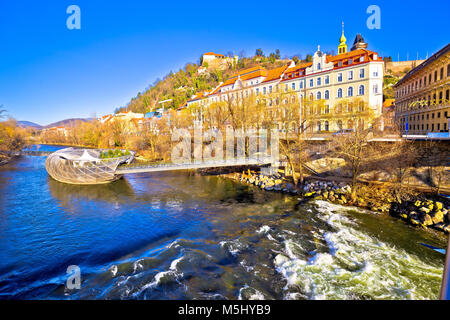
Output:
[
  {"xmin": 274, "ymin": 201, "xmax": 444, "ymax": 300},
  {"xmin": 238, "ymin": 285, "xmax": 266, "ymax": 300}
]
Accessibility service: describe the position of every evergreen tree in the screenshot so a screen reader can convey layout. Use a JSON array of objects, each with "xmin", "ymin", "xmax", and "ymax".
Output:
[{"xmin": 255, "ymin": 48, "xmax": 264, "ymax": 57}]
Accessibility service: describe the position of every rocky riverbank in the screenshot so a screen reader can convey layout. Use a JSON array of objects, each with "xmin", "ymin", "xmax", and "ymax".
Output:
[
  {"xmin": 224, "ymin": 170, "xmax": 450, "ymax": 234},
  {"xmin": 0, "ymin": 154, "xmax": 11, "ymax": 167}
]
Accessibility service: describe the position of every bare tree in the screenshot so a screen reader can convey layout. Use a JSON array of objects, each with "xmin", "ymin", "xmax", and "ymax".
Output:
[
  {"xmin": 422, "ymin": 139, "xmax": 448, "ymax": 194},
  {"xmin": 265, "ymin": 88, "xmax": 313, "ymax": 185},
  {"xmin": 0, "ymin": 105, "xmax": 6, "ymax": 120},
  {"xmin": 330, "ymin": 99, "xmax": 377, "ymax": 186}
]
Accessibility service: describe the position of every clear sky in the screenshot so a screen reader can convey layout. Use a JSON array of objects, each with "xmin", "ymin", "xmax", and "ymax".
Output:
[{"xmin": 0, "ymin": 0, "xmax": 448, "ymax": 125}]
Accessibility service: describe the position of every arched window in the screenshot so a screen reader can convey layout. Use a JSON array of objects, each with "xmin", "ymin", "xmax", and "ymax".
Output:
[
  {"xmin": 309, "ymin": 93, "xmax": 314, "ymax": 101},
  {"xmin": 325, "ymin": 121, "xmax": 329, "ymax": 131},
  {"xmin": 337, "ymin": 120, "xmax": 343, "ymax": 130},
  {"xmin": 325, "ymin": 90, "xmax": 329, "ymax": 99},
  {"xmin": 316, "ymin": 91, "xmax": 322, "ymax": 100},
  {"xmin": 359, "ymin": 85, "xmax": 365, "ymax": 95},
  {"xmin": 317, "ymin": 121, "xmax": 322, "ymax": 132},
  {"xmin": 348, "ymin": 86, "xmax": 353, "ymax": 97},
  {"xmin": 337, "ymin": 88, "xmax": 343, "ymax": 98},
  {"xmin": 317, "ymin": 63, "xmax": 321, "ymax": 70}
]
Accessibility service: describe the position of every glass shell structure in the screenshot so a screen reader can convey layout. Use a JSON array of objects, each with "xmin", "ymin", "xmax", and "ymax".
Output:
[{"xmin": 45, "ymin": 148, "xmax": 135, "ymax": 185}]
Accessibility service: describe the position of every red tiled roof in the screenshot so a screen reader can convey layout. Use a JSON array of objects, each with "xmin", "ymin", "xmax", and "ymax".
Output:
[
  {"xmin": 285, "ymin": 62, "xmax": 313, "ymax": 73},
  {"xmin": 261, "ymin": 65, "xmax": 289, "ymax": 83},
  {"xmin": 188, "ymin": 91, "xmax": 207, "ymax": 102},
  {"xmin": 383, "ymin": 99, "xmax": 395, "ymax": 109},
  {"xmin": 221, "ymin": 66, "xmax": 268, "ymax": 86},
  {"xmin": 326, "ymin": 49, "xmax": 381, "ymax": 62},
  {"xmin": 203, "ymin": 52, "xmax": 225, "ymax": 57}
]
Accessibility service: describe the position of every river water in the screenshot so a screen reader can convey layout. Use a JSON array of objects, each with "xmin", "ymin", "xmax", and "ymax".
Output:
[{"xmin": 0, "ymin": 145, "xmax": 446, "ymax": 300}]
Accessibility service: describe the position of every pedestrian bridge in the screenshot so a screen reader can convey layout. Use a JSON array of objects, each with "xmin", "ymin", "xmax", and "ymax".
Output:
[
  {"xmin": 115, "ymin": 157, "xmax": 274, "ymax": 174},
  {"xmin": 43, "ymin": 147, "xmax": 276, "ymax": 185}
]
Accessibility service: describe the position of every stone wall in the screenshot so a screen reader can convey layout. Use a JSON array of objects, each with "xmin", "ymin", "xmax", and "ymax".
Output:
[{"xmin": 385, "ymin": 60, "xmax": 425, "ymax": 74}]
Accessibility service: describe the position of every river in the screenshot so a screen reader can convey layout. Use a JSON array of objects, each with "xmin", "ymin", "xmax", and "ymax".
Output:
[{"xmin": 0, "ymin": 145, "xmax": 446, "ymax": 300}]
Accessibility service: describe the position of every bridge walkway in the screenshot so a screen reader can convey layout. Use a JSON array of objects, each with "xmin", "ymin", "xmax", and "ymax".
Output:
[{"xmin": 116, "ymin": 157, "xmax": 274, "ymax": 174}]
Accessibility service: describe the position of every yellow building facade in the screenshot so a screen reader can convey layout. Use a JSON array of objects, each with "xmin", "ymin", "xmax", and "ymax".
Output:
[{"xmin": 394, "ymin": 43, "xmax": 450, "ymax": 134}]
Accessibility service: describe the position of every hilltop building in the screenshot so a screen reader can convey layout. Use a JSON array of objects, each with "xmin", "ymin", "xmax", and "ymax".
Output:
[
  {"xmin": 201, "ymin": 52, "xmax": 238, "ymax": 70},
  {"xmin": 188, "ymin": 28, "xmax": 384, "ymax": 132},
  {"xmin": 394, "ymin": 43, "xmax": 450, "ymax": 135}
]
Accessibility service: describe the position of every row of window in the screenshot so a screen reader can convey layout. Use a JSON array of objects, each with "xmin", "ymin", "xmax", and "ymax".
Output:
[
  {"xmin": 403, "ymin": 111, "xmax": 448, "ymax": 122},
  {"xmin": 396, "ymin": 89, "xmax": 450, "ymax": 113},
  {"xmin": 401, "ymin": 121, "xmax": 448, "ymax": 132},
  {"xmin": 210, "ymin": 84, "xmax": 375, "ymax": 105},
  {"xmin": 221, "ymin": 68, "xmax": 372, "ymax": 99},
  {"xmin": 284, "ymin": 68, "xmax": 368, "ymax": 89},
  {"xmin": 307, "ymin": 101, "xmax": 365, "ymax": 115},
  {"xmin": 314, "ymin": 119, "xmax": 365, "ymax": 132},
  {"xmin": 396, "ymin": 63, "xmax": 450, "ymax": 98},
  {"xmin": 311, "ymin": 85, "xmax": 372, "ymax": 100}
]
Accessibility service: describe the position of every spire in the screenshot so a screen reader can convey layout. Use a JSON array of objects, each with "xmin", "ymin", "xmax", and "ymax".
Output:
[{"xmin": 338, "ymin": 21, "xmax": 348, "ymax": 54}]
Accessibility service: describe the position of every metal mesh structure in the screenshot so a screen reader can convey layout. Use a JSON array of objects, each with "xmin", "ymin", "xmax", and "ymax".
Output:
[{"xmin": 45, "ymin": 147, "xmax": 135, "ymax": 185}]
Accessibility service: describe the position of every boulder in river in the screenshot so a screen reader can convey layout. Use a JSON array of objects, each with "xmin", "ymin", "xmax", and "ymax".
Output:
[
  {"xmin": 432, "ymin": 211, "xmax": 444, "ymax": 225},
  {"xmin": 422, "ymin": 214, "xmax": 433, "ymax": 226}
]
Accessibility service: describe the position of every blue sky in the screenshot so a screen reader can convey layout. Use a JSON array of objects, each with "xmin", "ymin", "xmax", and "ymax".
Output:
[{"xmin": 0, "ymin": 0, "xmax": 448, "ymax": 125}]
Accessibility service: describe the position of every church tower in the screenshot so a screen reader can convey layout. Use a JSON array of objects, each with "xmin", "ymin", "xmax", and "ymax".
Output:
[{"xmin": 338, "ymin": 22, "xmax": 347, "ymax": 55}]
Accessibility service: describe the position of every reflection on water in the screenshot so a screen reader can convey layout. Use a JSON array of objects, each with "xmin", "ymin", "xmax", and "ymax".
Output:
[
  {"xmin": 48, "ymin": 177, "xmax": 136, "ymax": 207},
  {"xmin": 0, "ymin": 145, "xmax": 447, "ymax": 300}
]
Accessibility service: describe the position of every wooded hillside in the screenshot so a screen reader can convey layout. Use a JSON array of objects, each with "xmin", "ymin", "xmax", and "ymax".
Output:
[{"xmin": 118, "ymin": 50, "xmax": 294, "ymax": 114}]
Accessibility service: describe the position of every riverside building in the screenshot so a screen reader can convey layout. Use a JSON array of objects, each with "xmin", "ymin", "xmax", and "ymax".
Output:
[
  {"xmin": 394, "ymin": 43, "xmax": 450, "ymax": 135},
  {"xmin": 187, "ymin": 28, "xmax": 384, "ymax": 132}
]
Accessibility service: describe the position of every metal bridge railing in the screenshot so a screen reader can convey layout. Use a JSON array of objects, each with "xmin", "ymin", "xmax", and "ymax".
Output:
[{"xmin": 116, "ymin": 156, "xmax": 275, "ymax": 173}]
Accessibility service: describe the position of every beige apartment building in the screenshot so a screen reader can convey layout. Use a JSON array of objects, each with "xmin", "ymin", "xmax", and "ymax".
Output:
[{"xmin": 394, "ymin": 43, "xmax": 450, "ymax": 135}]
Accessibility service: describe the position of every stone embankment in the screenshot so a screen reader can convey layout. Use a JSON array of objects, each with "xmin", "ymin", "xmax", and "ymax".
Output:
[{"xmin": 226, "ymin": 170, "xmax": 450, "ymax": 234}]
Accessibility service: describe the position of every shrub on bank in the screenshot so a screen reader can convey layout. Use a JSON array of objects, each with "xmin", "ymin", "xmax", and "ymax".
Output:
[
  {"xmin": 0, "ymin": 120, "xmax": 26, "ymax": 151},
  {"xmin": 100, "ymin": 149, "xmax": 131, "ymax": 159}
]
